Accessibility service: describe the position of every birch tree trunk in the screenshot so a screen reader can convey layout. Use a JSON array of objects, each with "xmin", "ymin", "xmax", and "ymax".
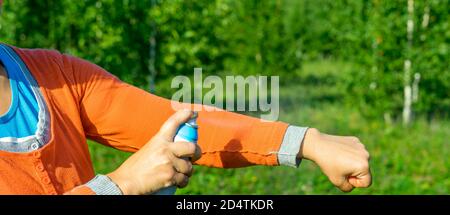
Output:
[{"xmin": 403, "ymin": 0, "xmax": 414, "ymax": 125}]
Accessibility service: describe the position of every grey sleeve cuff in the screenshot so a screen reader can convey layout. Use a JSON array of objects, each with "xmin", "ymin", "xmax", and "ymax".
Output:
[
  {"xmin": 85, "ymin": 174, "xmax": 123, "ymax": 195},
  {"xmin": 277, "ymin": 126, "xmax": 309, "ymax": 168}
]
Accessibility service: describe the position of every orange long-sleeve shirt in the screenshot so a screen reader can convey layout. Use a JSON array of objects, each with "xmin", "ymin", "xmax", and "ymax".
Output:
[{"xmin": 0, "ymin": 45, "xmax": 306, "ymax": 194}]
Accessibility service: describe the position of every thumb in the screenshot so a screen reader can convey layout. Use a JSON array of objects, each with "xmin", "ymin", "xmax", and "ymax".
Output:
[{"xmin": 157, "ymin": 109, "xmax": 193, "ymax": 141}]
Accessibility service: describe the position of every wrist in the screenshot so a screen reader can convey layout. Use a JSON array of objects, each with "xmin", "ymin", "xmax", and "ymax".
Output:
[
  {"xmin": 298, "ymin": 128, "xmax": 320, "ymax": 161},
  {"xmin": 107, "ymin": 171, "xmax": 134, "ymax": 195}
]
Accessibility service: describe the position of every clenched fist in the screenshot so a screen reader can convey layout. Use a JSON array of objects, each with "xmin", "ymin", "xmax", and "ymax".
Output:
[
  {"xmin": 300, "ymin": 128, "xmax": 372, "ymax": 192},
  {"xmin": 107, "ymin": 110, "xmax": 201, "ymax": 195}
]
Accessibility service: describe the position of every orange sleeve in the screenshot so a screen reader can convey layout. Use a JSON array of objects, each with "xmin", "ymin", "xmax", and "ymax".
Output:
[
  {"xmin": 65, "ymin": 55, "xmax": 288, "ymax": 168},
  {"xmin": 63, "ymin": 175, "xmax": 123, "ymax": 195},
  {"xmin": 63, "ymin": 185, "xmax": 95, "ymax": 195}
]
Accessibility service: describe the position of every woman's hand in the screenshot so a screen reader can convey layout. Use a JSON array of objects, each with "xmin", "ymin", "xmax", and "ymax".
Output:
[
  {"xmin": 299, "ymin": 128, "xmax": 372, "ymax": 192},
  {"xmin": 107, "ymin": 110, "xmax": 201, "ymax": 195}
]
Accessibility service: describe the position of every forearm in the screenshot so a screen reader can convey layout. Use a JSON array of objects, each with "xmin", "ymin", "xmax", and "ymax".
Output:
[{"xmin": 181, "ymin": 101, "xmax": 309, "ymax": 168}]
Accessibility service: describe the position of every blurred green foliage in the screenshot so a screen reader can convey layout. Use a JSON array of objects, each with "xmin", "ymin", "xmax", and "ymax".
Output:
[
  {"xmin": 0, "ymin": 0, "xmax": 448, "ymax": 194},
  {"xmin": 351, "ymin": 0, "xmax": 450, "ymax": 118},
  {"xmin": 1, "ymin": 0, "xmax": 448, "ymax": 119}
]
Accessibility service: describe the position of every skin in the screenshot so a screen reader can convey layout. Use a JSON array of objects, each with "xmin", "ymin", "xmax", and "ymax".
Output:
[
  {"xmin": 0, "ymin": 63, "xmax": 371, "ymax": 194},
  {"xmin": 0, "ymin": 64, "xmax": 11, "ymax": 116},
  {"xmin": 299, "ymin": 128, "xmax": 371, "ymax": 192}
]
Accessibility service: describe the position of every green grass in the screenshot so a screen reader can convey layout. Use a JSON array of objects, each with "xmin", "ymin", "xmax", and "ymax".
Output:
[{"xmin": 87, "ymin": 60, "xmax": 449, "ymax": 194}]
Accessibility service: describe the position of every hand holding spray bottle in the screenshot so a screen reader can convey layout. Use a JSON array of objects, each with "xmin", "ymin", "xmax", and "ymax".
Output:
[{"xmin": 153, "ymin": 111, "xmax": 198, "ymax": 195}]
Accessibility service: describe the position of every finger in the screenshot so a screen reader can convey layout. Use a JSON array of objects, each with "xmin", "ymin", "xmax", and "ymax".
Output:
[
  {"xmin": 177, "ymin": 176, "xmax": 190, "ymax": 188},
  {"xmin": 158, "ymin": 110, "xmax": 193, "ymax": 141},
  {"xmin": 349, "ymin": 172, "xmax": 372, "ymax": 188},
  {"xmin": 191, "ymin": 144, "xmax": 202, "ymax": 162},
  {"xmin": 173, "ymin": 172, "xmax": 189, "ymax": 188},
  {"xmin": 339, "ymin": 180, "xmax": 355, "ymax": 192},
  {"xmin": 172, "ymin": 157, "xmax": 193, "ymax": 176},
  {"xmin": 332, "ymin": 176, "xmax": 354, "ymax": 192},
  {"xmin": 170, "ymin": 141, "xmax": 199, "ymax": 159}
]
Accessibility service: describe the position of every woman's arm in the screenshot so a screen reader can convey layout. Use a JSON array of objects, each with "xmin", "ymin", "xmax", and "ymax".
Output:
[{"xmin": 62, "ymin": 54, "xmax": 370, "ymax": 194}]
